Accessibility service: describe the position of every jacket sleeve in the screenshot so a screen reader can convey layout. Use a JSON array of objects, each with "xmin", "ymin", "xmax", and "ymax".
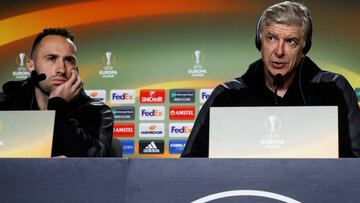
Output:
[
  {"xmin": 181, "ymin": 78, "xmax": 247, "ymax": 157},
  {"xmin": 335, "ymin": 75, "xmax": 360, "ymax": 157},
  {"xmin": 181, "ymin": 85, "xmax": 227, "ymax": 157},
  {"xmin": 48, "ymin": 97, "xmax": 114, "ymax": 157}
]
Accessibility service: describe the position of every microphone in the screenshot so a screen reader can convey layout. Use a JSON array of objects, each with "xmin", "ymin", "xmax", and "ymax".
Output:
[
  {"xmin": 29, "ymin": 70, "xmax": 46, "ymax": 87},
  {"xmin": 273, "ymin": 74, "xmax": 284, "ymax": 105},
  {"xmin": 273, "ymin": 74, "xmax": 284, "ymax": 87}
]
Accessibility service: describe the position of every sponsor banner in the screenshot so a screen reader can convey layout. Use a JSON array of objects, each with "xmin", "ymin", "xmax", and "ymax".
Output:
[
  {"xmin": 119, "ymin": 139, "xmax": 134, "ymax": 154},
  {"xmin": 112, "ymin": 106, "xmax": 135, "ymax": 120},
  {"xmin": 356, "ymin": 88, "xmax": 360, "ymax": 101},
  {"xmin": 169, "ymin": 106, "xmax": 195, "ymax": 120},
  {"xmin": 113, "ymin": 123, "xmax": 135, "ymax": 137},
  {"xmin": 139, "ymin": 140, "xmax": 164, "ymax": 154},
  {"xmin": 139, "ymin": 106, "xmax": 165, "ymax": 121},
  {"xmin": 199, "ymin": 89, "xmax": 213, "ymax": 104},
  {"xmin": 139, "ymin": 89, "xmax": 165, "ymax": 104},
  {"xmin": 85, "ymin": 90, "xmax": 106, "ymax": 102},
  {"xmin": 139, "ymin": 123, "xmax": 165, "ymax": 138},
  {"xmin": 169, "ymin": 140, "xmax": 187, "ymax": 154},
  {"xmin": 169, "ymin": 89, "xmax": 195, "ymax": 103},
  {"xmin": 169, "ymin": 123, "xmax": 193, "ymax": 137},
  {"xmin": 110, "ymin": 89, "xmax": 135, "ymax": 104}
]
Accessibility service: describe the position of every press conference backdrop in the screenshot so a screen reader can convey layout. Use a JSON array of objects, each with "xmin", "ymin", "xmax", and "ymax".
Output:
[{"xmin": 1, "ymin": 0, "xmax": 359, "ymax": 158}]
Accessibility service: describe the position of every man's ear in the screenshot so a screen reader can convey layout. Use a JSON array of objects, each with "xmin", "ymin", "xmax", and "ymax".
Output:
[
  {"xmin": 26, "ymin": 59, "xmax": 35, "ymax": 73},
  {"xmin": 76, "ymin": 65, "xmax": 80, "ymax": 74}
]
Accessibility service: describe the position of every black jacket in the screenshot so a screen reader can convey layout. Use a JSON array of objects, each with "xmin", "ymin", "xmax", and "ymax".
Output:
[
  {"xmin": 0, "ymin": 79, "xmax": 114, "ymax": 157},
  {"xmin": 181, "ymin": 57, "xmax": 360, "ymax": 157}
]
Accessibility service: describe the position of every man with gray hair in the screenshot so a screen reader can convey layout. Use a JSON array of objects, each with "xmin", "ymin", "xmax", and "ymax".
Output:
[{"xmin": 181, "ymin": 1, "xmax": 360, "ymax": 157}]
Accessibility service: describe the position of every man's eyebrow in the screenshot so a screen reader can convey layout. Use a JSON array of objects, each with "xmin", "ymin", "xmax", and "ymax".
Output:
[
  {"xmin": 64, "ymin": 55, "xmax": 77, "ymax": 62},
  {"xmin": 44, "ymin": 53, "xmax": 58, "ymax": 58},
  {"xmin": 265, "ymin": 31, "xmax": 277, "ymax": 36}
]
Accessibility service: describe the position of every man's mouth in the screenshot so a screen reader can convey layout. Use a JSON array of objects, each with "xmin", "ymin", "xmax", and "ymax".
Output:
[
  {"xmin": 52, "ymin": 78, "xmax": 67, "ymax": 85},
  {"xmin": 271, "ymin": 61, "xmax": 288, "ymax": 68}
]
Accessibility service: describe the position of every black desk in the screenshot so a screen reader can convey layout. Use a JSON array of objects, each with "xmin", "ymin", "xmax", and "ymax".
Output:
[{"xmin": 1, "ymin": 159, "xmax": 359, "ymax": 202}]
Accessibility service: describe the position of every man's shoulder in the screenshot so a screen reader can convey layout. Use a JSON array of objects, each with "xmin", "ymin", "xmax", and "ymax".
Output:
[
  {"xmin": 311, "ymin": 70, "xmax": 352, "ymax": 89},
  {"xmin": 311, "ymin": 70, "xmax": 344, "ymax": 83},
  {"xmin": 1, "ymin": 80, "xmax": 27, "ymax": 93},
  {"xmin": 221, "ymin": 77, "xmax": 247, "ymax": 90}
]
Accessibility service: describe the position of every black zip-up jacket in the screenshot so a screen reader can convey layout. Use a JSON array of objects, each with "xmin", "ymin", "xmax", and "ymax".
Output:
[
  {"xmin": 0, "ymin": 79, "xmax": 114, "ymax": 157},
  {"xmin": 181, "ymin": 57, "xmax": 360, "ymax": 157}
]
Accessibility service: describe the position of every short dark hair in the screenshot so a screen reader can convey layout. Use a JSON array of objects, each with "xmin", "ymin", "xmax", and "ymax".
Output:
[{"xmin": 30, "ymin": 28, "xmax": 75, "ymax": 58}]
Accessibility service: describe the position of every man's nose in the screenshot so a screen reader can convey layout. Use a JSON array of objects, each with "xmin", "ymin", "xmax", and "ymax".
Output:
[
  {"xmin": 55, "ymin": 60, "xmax": 66, "ymax": 74},
  {"xmin": 274, "ymin": 40, "xmax": 285, "ymax": 57}
]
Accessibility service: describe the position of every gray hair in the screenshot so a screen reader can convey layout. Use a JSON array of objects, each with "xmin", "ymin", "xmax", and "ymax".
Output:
[{"xmin": 258, "ymin": 1, "xmax": 312, "ymax": 47}]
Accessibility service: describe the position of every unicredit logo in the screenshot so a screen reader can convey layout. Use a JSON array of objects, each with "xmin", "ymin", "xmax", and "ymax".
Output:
[
  {"xmin": 169, "ymin": 106, "xmax": 195, "ymax": 120},
  {"xmin": 113, "ymin": 123, "xmax": 135, "ymax": 137},
  {"xmin": 140, "ymin": 89, "xmax": 165, "ymax": 103}
]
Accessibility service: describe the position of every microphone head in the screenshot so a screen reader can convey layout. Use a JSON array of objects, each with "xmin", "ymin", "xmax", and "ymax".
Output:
[
  {"xmin": 273, "ymin": 73, "xmax": 284, "ymax": 87},
  {"xmin": 30, "ymin": 70, "xmax": 46, "ymax": 86},
  {"xmin": 37, "ymin": 73, "xmax": 46, "ymax": 81}
]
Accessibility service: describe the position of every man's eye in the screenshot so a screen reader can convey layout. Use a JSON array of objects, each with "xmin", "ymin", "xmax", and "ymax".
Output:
[
  {"xmin": 267, "ymin": 36, "xmax": 274, "ymax": 41},
  {"xmin": 66, "ymin": 58, "xmax": 76, "ymax": 65},
  {"xmin": 47, "ymin": 56, "xmax": 56, "ymax": 61},
  {"xmin": 286, "ymin": 39, "xmax": 297, "ymax": 46}
]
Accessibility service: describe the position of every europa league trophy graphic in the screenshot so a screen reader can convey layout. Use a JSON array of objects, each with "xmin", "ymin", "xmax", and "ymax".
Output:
[
  {"xmin": 99, "ymin": 51, "xmax": 118, "ymax": 78},
  {"xmin": 193, "ymin": 50, "xmax": 202, "ymax": 69},
  {"xmin": 264, "ymin": 115, "xmax": 282, "ymax": 141},
  {"xmin": 104, "ymin": 51, "xmax": 114, "ymax": 70},
  {"xmin": 188, "ymin": 49, "xmax": 207, "ymax": 77},
  {"xmin": 13, "ymin": 52, "xmax": 30, "ymax": 79},
  {"xmin": 18, "ymin": 53, "xmax": 26, "ymax": 71}
]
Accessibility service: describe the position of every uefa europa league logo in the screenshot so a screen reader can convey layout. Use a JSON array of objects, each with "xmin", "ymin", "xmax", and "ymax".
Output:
[
  {"xmin": 194, "ymin": 50, "xmax": 202, "ymax": 66},
  {"xmin": 13, "ymin": 52, "xmax": 30, "ymax": 79},
  {"xmin": 260, "ymin": 115, "xmax": 285, "ymax": 148},
  {"xmin": 265, "ymin": 115, "xmax": 281, "ymax": 132},
  {"xmin": 188, "ymin": 49, "xmax": 207, "ymax": 77},
  {"xmin": 105, "ymin": 51, "xmax": 113, "ymax": 70},
  {"xmin": 99, "ymin": 51, "xmax": 118, "ymax": 78},
  {"xmin": 18, "ymin": 53, "xmax": 26, "ymax": 70}
]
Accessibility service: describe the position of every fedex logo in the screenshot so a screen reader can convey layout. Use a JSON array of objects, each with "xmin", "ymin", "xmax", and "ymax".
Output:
[
  {"xmin": 85, "ymin": 90, "xmax": 106, "ymax": 102},
  {"xmin": 113, "ymin": 123, "xmax": 135, "ymax": 137},
  {"xmin": 110, "ymin": 89, "xmax": 135, "ymax": 104},
  {"xmin": 140, "ymin": 89, "xmax": 165, "ymax": 103},
  {"xmin": 139, "ymin": 106, "xmax": 165, "ymax": 120},
  {"xmin": 199, "ymin": 89, "xmax": 213, "ymax": 104},
  {"xmin": 169, "ymin": 123, "xmax": 193, "ymax": 137},
  {"xmin": 169, "ymin": 106, "xmax": 195, "ymax": 120}
]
